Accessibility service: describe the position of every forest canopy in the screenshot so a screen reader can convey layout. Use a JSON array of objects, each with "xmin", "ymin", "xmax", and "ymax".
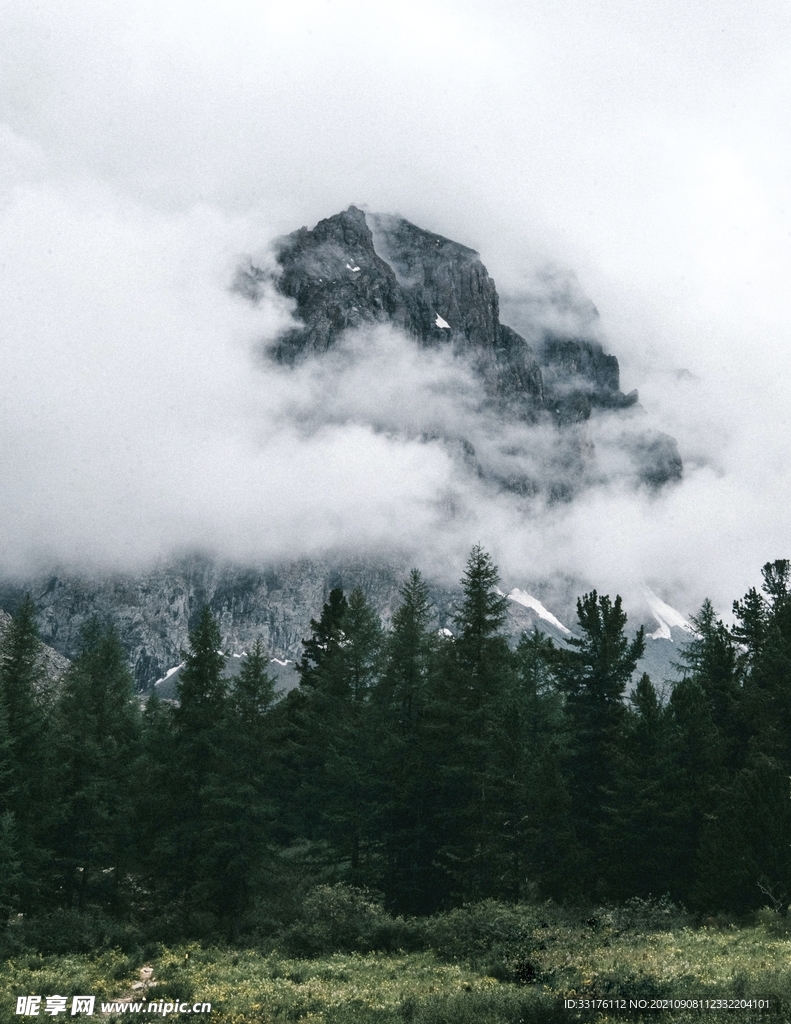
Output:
[{"xmin": 0, "ymin": 550, "xmax": 789, "ymax": 948}]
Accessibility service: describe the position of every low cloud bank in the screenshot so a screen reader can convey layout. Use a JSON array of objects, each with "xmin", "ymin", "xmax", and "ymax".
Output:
[
  {"xmin": 0, "ymin": 182, "xmax": 788, "ymax": 625},
  {"xmin": 2, "ymin": 0, "xmax": 790, "ymax": 622}
]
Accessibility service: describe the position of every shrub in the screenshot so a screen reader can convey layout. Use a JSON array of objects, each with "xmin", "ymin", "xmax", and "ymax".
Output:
[
  {"xmin": 607, "ymin": 894, "xmax": 691, "ymax": 932},
  {"xmin": 419, "ymin": 900, "xmax": 537, "ymax": 964},
  {"xmin": 278, "ymin": 883, "xmax": 420, "ymax": 955}
]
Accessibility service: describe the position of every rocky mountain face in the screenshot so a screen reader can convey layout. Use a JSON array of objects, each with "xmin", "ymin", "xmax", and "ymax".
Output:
[
  {"xmin": 0, "ymin": 557, "xmax": 416, "ymax": 690},
  {"xmin": 0, "ymin": 558, "xmax": 683, "ymax": 694},
  {"xmin": 1, "ymin": 207, "xmax": 686, "ymax": 690},
  {"xmin": 240, "ymin": 207, "xmax": 648, "ymax": 424}
]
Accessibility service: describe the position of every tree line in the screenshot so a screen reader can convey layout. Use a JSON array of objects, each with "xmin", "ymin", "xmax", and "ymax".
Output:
[{"xmin": 0, "ymin": 548, "xmax": 789, "ymax": 942}]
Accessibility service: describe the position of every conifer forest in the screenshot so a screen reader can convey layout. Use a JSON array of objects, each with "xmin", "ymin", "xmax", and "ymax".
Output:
[{"xmin": 1, "ymin": 548, "xmax": 789, "ymax": 950}]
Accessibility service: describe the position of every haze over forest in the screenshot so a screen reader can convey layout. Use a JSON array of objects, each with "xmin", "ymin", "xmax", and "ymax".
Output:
[{"xmin": 2, "ymin": 0, "xmax": 790, "ymax": 620}]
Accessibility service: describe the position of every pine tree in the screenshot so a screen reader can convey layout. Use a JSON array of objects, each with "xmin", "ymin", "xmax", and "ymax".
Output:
[
  {"xmin": 275, "ymin": 588, "xmax": 383, "ymax": 884},
  {"xmin": 737, "ymin": 561, "xmax": 791, "ymax": 762},
  {"xmin": 174, "ymin": 606, "xmax": 227, "ymax": 733},
  {"xmin": 52, "ymin": 618, "xmax": 141, "ymax": 912},
  {"xmin": 164, "ymin": 606, "xmax": 231, "ymax": 924},
  {"xmin": 553, "ymin": 591, "xmax": 644, "ymax": 895},
  {"xmin": 378, "ymin": 570, "xmax": 435, "ymax": 737},
  {"xmin": 692, "ymin": 563, "xmax": 791, "ymax": 912},
  {"xmin": 211, "ymin": 638, "xmax": 278, "ymax": 936},
  {"xmin": 493, "ymin": 629, "xmax": 572, "ymax": 900},
  {"xmin": 677, "ymin": 599, "xmax": 742, "ymax": 765},
  {"xmin": 297, "ymin": 588, "xmax": 349, "ymax": 696},
  {"xmin": 231, "ymin": 638, "xmax": 277, "ymax": 720},
  {"xmin": 320, "ymin": 589, "xmax": 383, "ymax": 881},
  {"xmin": 434, "ymin": 547, "xmax": 513, "ymax": 901},
  {"xmin": 0, "ymin": 597, "xmax": 53, "ymax": 910},
  {"xmin": 373, "ymin": 570, "xmax": 442, "ymax": 912},
  {"xmin": 599, "ymin": 673, "xmax": 681, "ymax": 900},
  {"xmin": 668, "ymin": 598, "xmax": 744, "ymax": 907},
  {"xmin": 451, "ymin": 546, "xmax": 510, "ymax": 711},
  {"xmin": 0, "ymin": 695, "xmax": 21, "ymax": 919}
]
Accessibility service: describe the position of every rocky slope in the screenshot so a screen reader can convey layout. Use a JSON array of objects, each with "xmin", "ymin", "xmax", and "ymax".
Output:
[
  {"xmin": 0, "ymin": 557, "xmax": 413, "ymax": 690},
  {"xmin": 0, "ymin": 560, "xmax": 685, "ymax": 693}
]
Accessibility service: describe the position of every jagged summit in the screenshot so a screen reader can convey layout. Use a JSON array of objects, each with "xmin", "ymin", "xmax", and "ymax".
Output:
[{"xmin": 237, "ymin": 206, "xmax": 681, "ymax": 488}]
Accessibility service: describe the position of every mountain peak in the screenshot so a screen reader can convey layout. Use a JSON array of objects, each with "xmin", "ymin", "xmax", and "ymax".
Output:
[{"xmin": 237, "ymin": 208, "xmax": 681, "ymax": 490}]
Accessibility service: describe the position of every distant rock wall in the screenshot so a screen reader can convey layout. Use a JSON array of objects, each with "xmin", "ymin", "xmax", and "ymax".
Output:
[{"xmin": 0, "ymin": 557, "xmax": 423, "ymax": 690}]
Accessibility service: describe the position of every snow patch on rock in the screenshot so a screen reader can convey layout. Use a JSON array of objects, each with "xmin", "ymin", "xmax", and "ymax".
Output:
[
  {"xmin": 507, "ymin": 589, "xmax": 572, "ymax": 635},
  {"xmin": 643, "ymin": 588, "xmax": 694, "ymax": 640}
]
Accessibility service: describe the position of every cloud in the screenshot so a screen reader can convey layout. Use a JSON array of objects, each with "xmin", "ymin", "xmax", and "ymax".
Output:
[{"xmin": 0, "ymin": 0, "xmax": 790, "ymax": 621}]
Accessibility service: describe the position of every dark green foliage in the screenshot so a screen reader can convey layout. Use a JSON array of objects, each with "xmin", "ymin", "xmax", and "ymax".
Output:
[
  {"xmin": 495, "ymin": 630, "xmax": 572, "ymax": 900},
  {"xmin": 599, "ymin": 674, "xmax": 681, "ymax": 900},
  {"xmin": 0, "ymin": 809, "xmax": 21, "ymax": 921},
  {"xmin": 0, "ymin": 598, "xmax": 54, "ymax": 912},
  {"xmin": 51, "ymin": 619, "xmax": 141, "ymax": 913},
  {"xmin": 5, "ymin": 553, "xmax": 791, "ymax": 949},
  {"xmin": 431, "ymin": 548, "xmax": 515, "ymax": 903},
  {"xmin": 174, "ymin": 606, "xmax": 227, "ymax": 732},
  {"xmin": 0, "ymin": 697, "xmax": 21, "ymax": 917},
  {"xmin": 280, "ymin": 883, "xmax": 418, "ymax": 955},
  {"xmin": 677, "ymin": 599, "xmax": 741, "ymax": 763},
  {"xmin": 553, "ymin": 591, "xmax": 644, "ymax": 894},
  {"xmin": 140, "ymin": 606, "xmax": 232, "ymax": 923},
  {"xmin": 269, "ymin": 587, "xmax": 386, "ymax": 898},
  {"xmin": 373, "ymin": 571, "xmax": 443, "ymax": 913},
  {"xmin": 297, "ymin": 587, "xmax": 349, "ymax": 695},
  {"xmin": 154, "ymin": 609, "xmax": 279, "ymax": 936},
  {"xmin": 679, "ymin": 562, "xmax": 791, "ymax": 914},
  {"xmin": 695, "ymin": 752, "xmax": 791, "ymax": 913},
  {"xmin": 451, "ymin": 546, "xmax": 510, "ymax": 709}
]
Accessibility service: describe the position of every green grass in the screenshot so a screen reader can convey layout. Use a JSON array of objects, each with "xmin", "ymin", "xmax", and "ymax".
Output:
[{"xmin": 1, "ymin": 910, "xmax": 790, "ymax": 1023}]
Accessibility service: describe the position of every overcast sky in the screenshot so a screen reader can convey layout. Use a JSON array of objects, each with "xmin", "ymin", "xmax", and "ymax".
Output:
[{"xmin": 1, "ymin": 0, "xmax": 790, "ymax": 618}]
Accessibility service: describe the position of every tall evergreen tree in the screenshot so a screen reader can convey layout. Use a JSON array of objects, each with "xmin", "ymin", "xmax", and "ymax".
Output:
[
  {"xmin": 669, "ymin": 599, "xmax": 743, "ymax": 906},
  {"xmin": 599, "ymin": 673, "xmax": 681, "ymax": 900},
  {"xmin": 678, "ymin": 599, "xmax": 742, "ymax": 764},
  {"xmin": 207, "ymin": 638, "xmax": 278, "ymax": 937},
  {"xmin": 297, "ymin": 588, "xmax": 349, "ymax": 696},
  {"xmin": 691, "ymin": 564, "xmax": 791, "ymax": 912},
  {"xmin": 736, "ymin": 561, "xmax": 791, "ymax": 761},
  {"xmin": 174, "ymin": 606, "xmax": 227, "ymax": 733},
  {"xmin": 553, "ymin": 591, "xmax": 644, "ymax": 894},
  {"xmin": 373, "ymin": 570, "xmax": 442, "ymax": 912},
  {"xmin": 0, "ymin": 694, "xmax": 21, "ymax": 919},
  {"xmin": 163, "ymin": 606, "xmax": 232, "ymax": 924},
  {"xmin": 320, "ymin": 589, "xmax": 383, "ymax": 881},
  {"xmin": 434, "ymin": 547, "xmax": 513, "ymax": 901},
  {"xmin": 451, "ymin": 546, "xmax": 510, "ymax": 712},
  {"xmin": 52, "ymin": 618, "xmax": 141, "ymax": 912},
  {"xmin": 0, "ymin": 597, "xmax": 54, "ymax": 910},
  {"xmin": 492, "ymin": 629, "xmax": 572, "ymax": 900},
  {"xmin": 277, "ymin": 588, "xmax": 383, "ymax": 882},
  {"xmin": 378, "ymin": 570, "xmax": 435, "ymax": 739}
]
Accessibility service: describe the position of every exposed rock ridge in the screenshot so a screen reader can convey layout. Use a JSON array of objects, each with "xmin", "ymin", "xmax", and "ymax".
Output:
[
  {"xmin": 238, "ymin": 205, "xmax": 645, "ymax": 427},
  {"xmin": 236, "ymin": 205, "xmax": 681, "ymax": 488}
]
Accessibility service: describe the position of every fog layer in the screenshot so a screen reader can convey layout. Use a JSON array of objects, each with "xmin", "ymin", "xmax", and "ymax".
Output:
[{"xmin": 1, "ymin": 0, "xmax": 790, "ymax": 618}]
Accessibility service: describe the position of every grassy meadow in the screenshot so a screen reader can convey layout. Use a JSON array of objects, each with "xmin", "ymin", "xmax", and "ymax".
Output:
[{"xmin": 1, "ymin": 900, "xmax": 790, "ymax": 1024}]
